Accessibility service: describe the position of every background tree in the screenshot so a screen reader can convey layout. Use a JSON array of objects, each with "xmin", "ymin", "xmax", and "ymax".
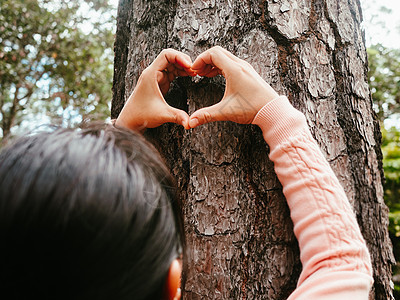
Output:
[
  {"xmin": 0, "ymin": 0, "xmax": 115, "ymax": 139},
  {"xmin": 112, "ymin": 0, "xmax": 394, "ymax": 299}
]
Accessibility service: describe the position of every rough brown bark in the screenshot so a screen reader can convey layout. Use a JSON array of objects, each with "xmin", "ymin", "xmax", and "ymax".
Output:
[{"xmin": 112, "ymin": 0, "xmax": 394, "ymax": 299}]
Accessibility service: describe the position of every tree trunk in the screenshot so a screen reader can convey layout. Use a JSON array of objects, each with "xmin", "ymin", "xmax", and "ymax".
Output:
[{"xmin": 112, "ymin": 0, "xmax": 394, "ymax": 299}]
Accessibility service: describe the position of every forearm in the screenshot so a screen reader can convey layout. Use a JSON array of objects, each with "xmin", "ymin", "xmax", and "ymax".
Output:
[{"xmin": 252, "ymin": 96, "xmax": 373, "ymax": 298}]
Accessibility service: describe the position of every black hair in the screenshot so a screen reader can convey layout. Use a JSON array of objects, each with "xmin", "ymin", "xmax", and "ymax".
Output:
[{"xmin": 0, "ymin": 124, "xmax": 184, "ymax": 300}]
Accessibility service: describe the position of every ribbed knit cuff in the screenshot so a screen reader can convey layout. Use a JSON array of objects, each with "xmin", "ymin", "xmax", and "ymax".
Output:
[{"xmin": 252, "ymin": 96, "xmax": 309, "ymax": 150}]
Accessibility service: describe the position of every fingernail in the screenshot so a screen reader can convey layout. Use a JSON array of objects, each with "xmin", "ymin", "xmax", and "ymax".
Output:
[{"xmin": 189, "ymin": 118, "xmax": 199, "ymax": 128}]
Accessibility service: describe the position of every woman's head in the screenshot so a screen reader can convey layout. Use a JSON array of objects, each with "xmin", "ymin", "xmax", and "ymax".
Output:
[{"xmin": 0, "ymin": 124, "xmax": 183, "ymax": 300}]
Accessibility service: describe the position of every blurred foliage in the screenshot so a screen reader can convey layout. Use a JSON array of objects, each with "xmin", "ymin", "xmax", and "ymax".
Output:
[
  {"xmin": 0, "ymin": 0, "xmax": 115, "ymax": 139},
  {"xmin": 382, "ymin": 127, "xmax": 400, "ymax": 257},
  {"xmin": 368, "ymin": 42, "xmax": 400, "ymax": 296},
  {"xmin": 382, "ymin": 127, "xmax": 400, "ymax": 189},
  {"xmin": 367, "ymin": 45, "xmax": 400, "ymax": 122}
]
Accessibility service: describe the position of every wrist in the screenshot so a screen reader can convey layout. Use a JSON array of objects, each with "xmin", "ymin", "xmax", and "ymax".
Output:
[
  {"xmin": 115, "ymin": 115, "xmax": 146, "ymax": 133},
  {"xmin": 115, "ymin": 115, "xmax": 131, "ymax": 129},
  {"xmin": 252, "ymin": 96, "xmax": 308, "ymax": 149},
  {"xmin": 249, "ymin": 87, "xmax": 279, "ymax": 118}
]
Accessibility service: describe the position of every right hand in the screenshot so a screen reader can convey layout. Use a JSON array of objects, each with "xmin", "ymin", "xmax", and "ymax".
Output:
[{"xmin": 188, "ymin": 46, "xmax": 279, "ymax": 128}]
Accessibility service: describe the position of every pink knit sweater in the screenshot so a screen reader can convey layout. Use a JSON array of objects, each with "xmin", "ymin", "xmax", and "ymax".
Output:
[{"xmin": 252, "ymin": 96, "xmax": 373, "ymax": 299}]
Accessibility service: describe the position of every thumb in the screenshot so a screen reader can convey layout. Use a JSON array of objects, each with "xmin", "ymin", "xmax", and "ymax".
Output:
[
  {"xmin": 166, "ymin": 106, "xmax": 190, "ymax": 129},
  {"xmin": 188, "ymin": 101, "xmax": 228, "ymax": 128}
]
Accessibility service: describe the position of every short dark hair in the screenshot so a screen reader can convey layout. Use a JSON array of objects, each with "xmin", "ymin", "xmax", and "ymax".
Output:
[{"xmin": 0, "ymin": 124, "xmax": 184, "ymax": 300}]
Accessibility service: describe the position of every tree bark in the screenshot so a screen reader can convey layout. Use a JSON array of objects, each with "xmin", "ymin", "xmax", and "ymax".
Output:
[{"xmin": 112, "ymin": 0, "xmax": 394, "ymax": 299}]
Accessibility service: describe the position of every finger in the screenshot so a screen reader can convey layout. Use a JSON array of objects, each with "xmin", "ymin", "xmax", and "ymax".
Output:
[
  {"xmin": 172, "ymin": 63, "xmax": 196, "ymax": 73},
  {"xmin": 152, "ymin": 49, "xmax": 192, "ymax": 72},
  {"xmin": 167, "ymin": 65, "xmax": 192, "ymax": 77},
  {"xmin": 200, "ymin": 64, "xmax": 214, "ymax": 75},
  {"xmin": 157, "ymin": 68, "xmax": 193, "ymax": 96},
  {"xmin": 166, "ymin": 107, "xmax": 190, "ymax": 129},
  {"xmin": 166, "ymin": 63, "xmax": 196, "ymax": 77},
  {"xmin": 157, "ymin": 71, "xmax": 170, "ymax": 85},
  {"xmin": 158, "ymin": 69, "xmax": 177, "ymax": 84},
  {"xmin": 166, "ymin": 64, "xmax": 178, "ymax": 73},
  {"xmin": 193, "ymin": 62, "xmax": 222, "ymax": 77},
  {"xmin": 186, "ymin": 68, "xmax": 197, "ymax": 77},
  {"xmin": 203, "ymin": 63, "xmax": 214, "ymax": 72},
  {"xmin": 173, "ymin": 64, "xmax": 197, "ymax": 76},
  {"xmin": 177, "ymin": 69, "xmax": 191, "ymax": 77},
  {"xmin": 192, "ymin": 47, "xmax": 236, "ymax": 75},
  {"xmin": 157, "ymin": 71, "xmax": 171, "ymax": 95},
  {"xmin": 203, "ymin": 67, "xmax": 221, "ymax": 78},
  {"xmin": 167, "ymin": 71, "xmax": 175, "ymax": 83},
  {"xmin": 173, "ymin": 63, "xmax": 184, "ymax": 70},
  {"xmin": 188, "ymin": 101, "xmax": 228, "ymax": 128},
  {"xmin": 218, "ymin": 46, "xmax": 243, "ymax": 63}
]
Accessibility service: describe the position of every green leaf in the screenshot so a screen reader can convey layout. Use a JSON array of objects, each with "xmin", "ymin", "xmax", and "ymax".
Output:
[{"xmin": 0, "ymin": 0, "xmax": 115, "ymax": 138}]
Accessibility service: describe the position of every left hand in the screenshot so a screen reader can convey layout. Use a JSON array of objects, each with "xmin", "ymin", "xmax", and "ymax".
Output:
[{"xmin": 116, "ymin": 49, "xmax": 196, "ymax": 131}]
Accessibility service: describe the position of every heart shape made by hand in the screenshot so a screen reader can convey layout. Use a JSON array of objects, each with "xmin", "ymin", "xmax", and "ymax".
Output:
[{"xmin": 116, "ymin": 46, "xmax": 279, "ymax": 131}]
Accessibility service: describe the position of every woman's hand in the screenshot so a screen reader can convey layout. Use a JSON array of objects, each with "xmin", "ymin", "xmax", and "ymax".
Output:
[
  {"xmin": 188, "ymin": 46, "xmax": 279, "ymax": 128},
  {"xmin": 116, "ymin": 49, "xmax": 196, "ymax": 131}
]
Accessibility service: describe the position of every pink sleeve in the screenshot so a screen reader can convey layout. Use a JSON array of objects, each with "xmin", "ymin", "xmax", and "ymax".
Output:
[{"xmin": 252, "ymin": 96, "xmax": 373, "ymax": 299}]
